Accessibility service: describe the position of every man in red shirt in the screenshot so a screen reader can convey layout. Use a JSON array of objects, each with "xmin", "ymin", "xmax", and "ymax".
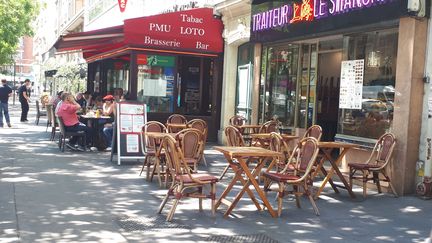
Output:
[{"xmin": 57, "ymin": 93, "xmax": 93, "ymax": 151}]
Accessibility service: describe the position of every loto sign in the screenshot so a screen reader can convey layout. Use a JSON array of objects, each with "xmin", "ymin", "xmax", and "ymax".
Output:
[{"xmin": 124, "ymin": 8, "xmax": 223, "ymax": 53}]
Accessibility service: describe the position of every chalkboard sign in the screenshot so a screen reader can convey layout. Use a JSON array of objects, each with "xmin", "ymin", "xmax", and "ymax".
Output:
[{"xmin": 110, "ymin": 102, "xmax": 147, "ymax": 165}]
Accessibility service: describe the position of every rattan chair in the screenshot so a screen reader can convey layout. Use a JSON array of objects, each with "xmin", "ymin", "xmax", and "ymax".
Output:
[
  {"xmin": 158, "ymin": 135, "xmax": 218, "ymax": 222},
  {"xmin": 219, "ymin": 125, "xmax": 246, "ymax": 180},
  {"xmin": 263, "ymin": 137, "xmax": 320, "ymax": 216},
  {"xmin": 166, "ymin": 114, "xmax": 187, "ymax": 133},
  {"xmin": 348, "ymin": 133, "xmax": 397, "ymax": 198},
  {"xmin": 187, "ymin": 119, "xmax": 208, "ymax": 166},
  {"xmin": 35, "ymin": 100, "xmax": 47, "ymax": 125},
  {"xmin": 140, "ymin": 121, "xmax": 167, "ymax": 186},
  {"xmin": 175, "ymin": 128, "xmax": 203, "ymax": 172},
  {"xmin": 303, "ymin": 125, "xmax": 322, "ymax": 141},
  {"xmin": 252, "ymin": 120, "xmax": 279, "ymax": 148}
]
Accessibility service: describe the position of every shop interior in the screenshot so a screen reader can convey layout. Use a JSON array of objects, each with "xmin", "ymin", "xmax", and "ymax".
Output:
[{"xmin": 260, "ymin": 28, "xmax": 398, "ymax": 141}]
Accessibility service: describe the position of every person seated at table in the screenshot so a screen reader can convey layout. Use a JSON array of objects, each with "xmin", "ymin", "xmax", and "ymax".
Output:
[
  {"xmin": 102, "ymin": 95, "xmax": 115, "ymax": 117},
  {"xmin": 92, "ymin": 96, "xmax": 103, "ymax": 110},
  {"xmin": 57, "ymin": 93, "xmax": 95, "ymax": 152},
  {"xmin": 50, "ymin": 91, "xmax": 63, "ymax": 111},
  {"xmin": 76, "ymin": 92, "xmax": 86, "ymax": 108},
  {"xmin": 83, "ymin": 91, "xmax": 92, "ymax": 108}
]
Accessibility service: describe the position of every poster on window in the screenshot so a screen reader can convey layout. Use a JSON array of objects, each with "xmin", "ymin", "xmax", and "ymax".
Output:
[
  {"xmin": 339, "ymin": 59, "xmax": 364, "ymax": 109},
  {"xmin": 143, "ymin": 79, "xmax": 167, "ymax": 97}
]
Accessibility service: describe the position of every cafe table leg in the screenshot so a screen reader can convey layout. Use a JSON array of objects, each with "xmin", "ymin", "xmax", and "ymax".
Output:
[
  {"xmin": 216, "ymin": 157, "xmax": 262, "ymax": 212},
  {"xmin": 320, "ymin": 149, "xmax": 341, "ymax": 193},
  {"xmin": 327, "ymin": 149, "xmax": 357, "ymax": 199},
  {"xmin": 222, "ymin": 158, "xmax": 265, "ymax": 218},
  {"xmin": 236, "ymin": 157, "xmax": 277, "ymax": 218},
  {"xmin": 315, "ymin": 149, "xmax": 356, "ymax": 199}
]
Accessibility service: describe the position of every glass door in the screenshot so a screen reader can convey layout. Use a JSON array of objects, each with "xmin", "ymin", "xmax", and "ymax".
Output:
[
  {"xmin": 296, "ymin": 43, "xmax": 318, "ymax": 128},
  {"xmin": 261, "ymin": 44, "xmax": 299, "ymax": 127}
]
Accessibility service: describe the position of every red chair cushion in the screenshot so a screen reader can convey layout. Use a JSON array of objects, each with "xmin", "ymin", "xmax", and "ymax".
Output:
[
  {"xmin": 176, "ymin": 173, "xmax": 218, "ymax": 183},
  {"xmin": 262, "ymin": 172, "xmax": 300, "ymax": 182},
  {"xmin": 348, "ymin": 163, "xmax": 381, "ymax": 170}
]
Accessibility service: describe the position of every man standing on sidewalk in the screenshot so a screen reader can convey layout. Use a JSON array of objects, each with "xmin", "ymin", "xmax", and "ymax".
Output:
[
  {"xmin": 17, "ymin": 79, "xmax": 31, "ymax": 122},
  {"xmin": 0, "ymin": 79, "xmax": 12, "ymax": 127}
]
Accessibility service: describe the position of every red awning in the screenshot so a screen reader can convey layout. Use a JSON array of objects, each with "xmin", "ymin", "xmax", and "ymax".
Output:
[
  {"xmin": 54, "ymin": 8, "xmax": 223, "ymax": 62},
  {"xmin": 55, "ymin": 25, "xmax": 124, "ymax": 53}
]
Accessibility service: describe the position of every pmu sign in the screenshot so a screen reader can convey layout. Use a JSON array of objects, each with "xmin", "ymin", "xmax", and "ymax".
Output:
[{"xmin": 124, "ymin": 8, "xmax": 223, "ymax": 53}]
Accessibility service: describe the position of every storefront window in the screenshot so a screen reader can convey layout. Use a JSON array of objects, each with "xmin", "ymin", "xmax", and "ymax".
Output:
[
  {"xmin": 137, "ymin": 55, "xmax": 175, "ymax": 113},
  {"xmin": 337, "ymin": 29, "xmax": 398, "ymax": 140},
  {"xmin": 107, "ymin": 62, "xmax": 129, "ymax": 98},
  {"xmin": 260, "ymin": 45, "xmax": 299, "ymax": 127},
  {"xmin": 236, "ymin": 43, "xmax": 254, "ymax": 121}
]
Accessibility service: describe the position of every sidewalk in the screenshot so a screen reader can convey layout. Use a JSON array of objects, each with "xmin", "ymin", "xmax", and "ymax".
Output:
[{"xmin": 0, "ymin": 103, "xmax": 431, "ymax": 243}]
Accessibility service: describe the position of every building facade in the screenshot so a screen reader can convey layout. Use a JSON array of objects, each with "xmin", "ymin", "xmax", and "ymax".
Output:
[
  {"xmin": 217, "ymin": 0, "xmax": 429, "ymax": 195},
  {"xmin": 56, "ymin": 2, "xmax": 225, "ymax": 140}
]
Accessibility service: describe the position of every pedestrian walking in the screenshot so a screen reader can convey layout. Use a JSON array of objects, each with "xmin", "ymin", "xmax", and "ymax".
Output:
[
  {"xmin": 0, "ymin": 79, "xmax": 12, "ymax": 127},
  {"xmin": 18, "ymin": 79, "xmax": 31, "ymax": 122}
]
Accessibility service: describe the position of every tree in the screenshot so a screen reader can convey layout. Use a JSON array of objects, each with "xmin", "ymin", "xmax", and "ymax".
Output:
[
  {"xmin": 55, "ymin": 63, "xmax": 87, "ymax": 93},
  {"xmin": 0, "ymin": 0, "xmax": 38, "ymax": 64}
]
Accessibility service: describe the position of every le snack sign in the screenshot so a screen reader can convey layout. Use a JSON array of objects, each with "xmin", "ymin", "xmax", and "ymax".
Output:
[{"xmin": 118, "ymin": 0, "xmax": 127, "ymax": 12}]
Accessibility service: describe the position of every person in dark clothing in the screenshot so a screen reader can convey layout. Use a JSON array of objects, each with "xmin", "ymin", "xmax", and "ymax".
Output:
[
  {"xmin": 18, "ymin": 79, "xmax": 31, "ymax": 122},
  {"xmin": 0, "ymin": 79, "xmax": 12, "ymax": 127}
]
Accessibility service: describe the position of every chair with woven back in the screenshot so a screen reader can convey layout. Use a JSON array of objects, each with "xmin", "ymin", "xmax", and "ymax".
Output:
[
  {"xmin": 252, "ymin": 120, "xmax": 279, "ymax": 148},
  {"xmin": 35, "ymin": 100, "xmax": 47, "ymax": 125},
  {"xmin": 348, "ymin": 133, "xmax": 397, "ymax": 198},
  {"xmin": 267, "ymin": 132, "xmax": 292, "ymax": 172},
  {"xmin": 139, "ymin": 121, "xmax": 167, "ymax": 186},
  {"xmin": 187, "ymin": 119, "xmax": 208, "ymax": 166},
  {"xmin": 49, "ymin": 106, "xmax": 59, "ymax": 141},
  {"xmin": 263, "ymin": 137, "xmax": 320, "ymax": 216},
  {"xmin": 45, "ymin": 104, "xmax": 53, "ymax": 132},
  {"xmin": 219, "ymin": 125, "xmax": 246, "ymax": 180},
  {"xmin": 303, "ymin": 125, "xmax": 323, "ymax": 141},
  {"xmin": 166, "ymin": 114, "xmax": 187, "ymax": 133},
  {"xmin": 175, "ymin": 128, "xmax": 204, "ymax": 173},
  {"xmin": 158, "ymin": 134, "xmax": 218, "ymax": 222}
]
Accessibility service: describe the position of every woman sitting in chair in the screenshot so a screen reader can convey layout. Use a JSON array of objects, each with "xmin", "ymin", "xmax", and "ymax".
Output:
[{"xmin": 57, "ymin": 93, "xmax": 94, "ymax": 151}]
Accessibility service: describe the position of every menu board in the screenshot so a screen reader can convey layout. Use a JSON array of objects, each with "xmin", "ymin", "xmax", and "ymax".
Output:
[
  {"xmin": 339, "ymin": 59, "xmax": 364, "ymax": 109},
  {"xmin": 111, "ymin": 102, "xmax": 147, "ymax": 165}
]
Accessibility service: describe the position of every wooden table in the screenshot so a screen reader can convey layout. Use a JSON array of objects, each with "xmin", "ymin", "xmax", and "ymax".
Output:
[
  {"xmin": 313, "ymin": 141, "xmax": 359, "ymax": 199},
  {"xmin": 214, "ymin": 146, "xmax": 283, "ymax": 218},
  {"xmin": 250, "ymin": 133, "xmax": 298, "ymax": 142},
  {"xmin": 145, "ymin": 132, "xmax": 177, "ymax": 187},
  {"xmin": 234, "ymin": 124, "xmax": 261, "ymax": 134}
]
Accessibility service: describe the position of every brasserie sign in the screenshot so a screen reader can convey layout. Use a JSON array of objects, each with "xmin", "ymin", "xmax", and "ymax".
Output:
[{"xmin": 124, "ymin": 8, "xmax": 223, "ymax": 53}]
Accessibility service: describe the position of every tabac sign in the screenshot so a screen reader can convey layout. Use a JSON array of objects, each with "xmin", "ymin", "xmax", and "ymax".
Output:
[
  {"xmin": 251, "ymin": 0, "xmax": 408, "ymax": 42},
  {"xmin": 124, "ymin": 8, "xmax": 223, "ymax": 54}
]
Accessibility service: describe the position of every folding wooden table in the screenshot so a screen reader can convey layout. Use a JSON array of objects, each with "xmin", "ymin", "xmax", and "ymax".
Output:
[
  {"xmin": 314, "ymin": 142, "xmax": 359, "ymax": 199},
  {"xmin": 214, "ymin": 146, "xmax": 283, "ymax": 218}
]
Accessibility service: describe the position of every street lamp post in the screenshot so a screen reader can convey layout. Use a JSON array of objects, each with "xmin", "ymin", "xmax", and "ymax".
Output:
[{"xmin": 13, "ymin": 59, "xmax": 16, "ymax": 105}]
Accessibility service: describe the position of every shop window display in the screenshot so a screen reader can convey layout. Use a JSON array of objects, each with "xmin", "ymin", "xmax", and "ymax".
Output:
[
  {"xmin": 337, "ymin": 29, "xmax": 398, "ymax": 140},
  {"xmin": 137, "ymin": 55, "xmax": 175, "ymax": 113},
  {"xmin": 107, "ymin": 62, "xmax": 129, "ymax": 97}
]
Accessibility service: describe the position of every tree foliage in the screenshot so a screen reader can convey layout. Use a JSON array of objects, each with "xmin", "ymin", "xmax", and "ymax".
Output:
[
  {"xmin": 0, "ymin": 0, "xmax": 39, "ymax": 64},
  {"xmin": 55, "ymin": 63, "xmax": 87, "ymax": 93}
]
